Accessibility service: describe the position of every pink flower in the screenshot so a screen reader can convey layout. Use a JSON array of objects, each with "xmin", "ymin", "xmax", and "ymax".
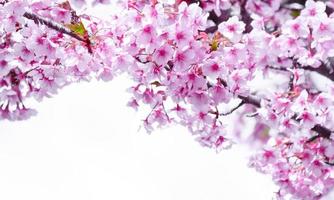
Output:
[
  {"xmin": 298, "ymin": 110, "xmax": 317, "ymax": 129},
  {"xmin": 136, "ymin": 24, "xmax": 157, "ymax": 45},
  {"xmin": 202, "ymin": 59, "xmax": 223, "ymax": 79},
  {"xmin": 173, "ymin": 48, "xmax": 194, "ymax": 71},
  {"xmin": 12, "ymin": 108, "xmax": 37, "ymax": 121},
  {"xmin": 50, "ymin": 8, "xmax": 71, "ymax": 24},
  {"xmin": 312, "ymin": 17, "xmax": 334, "ymax": 40},
  {"xmin": 246, "ymin": 0, "xmax": 280, "ymax": 17},
  {"xmin": 173, "ymin": 26, "xmax": 193, "ymax": 48},
  {"xmin": 314, "ymin": 93, "xmax": 331, "ymax": 110},
  {"xmin": 229, "ymin": 68, "xmax": 250, "ymax": 95},
  {"xmin": 301, "ymin": 0, "xmax": 327, "ymax": 19},
  {"xmin": 142, "ymin": 88, "xmax": 155, "ymax": 106},
  {"xmin": 279, "ymin": 118, "xmax": 297, "ymax": 133},
  {"xmin": 209, "ymin": 84, "xmax": 231, "ymax": 105},
  {"xmin": 148, "ymin": 108, "xmax": 170, "ymax": 127},
  {"xmin": 13, "ymin": 43, "xmax": 34, "ymax": 63},
  {"xmin": 187, "ymin": 91, "xmax": 209, "ymax": 111},
  {"xmin": 153, "ymin": 44, "xmax": 173, "ymax": 66},
  {"xmin": 291, "ymin": 90, "xmax": 309, "ymax": 113},
  {"xmin": 3, "ymin": 0, "xmax": 27, "ymax": 16},
  {"xmin": 282, "ymin": 18, "xmax": 310, "ymax": 38},
  {"xmin": 98, "ymin": 68, "xmax": 114, "ymax": 82},
  {"xmin": 27, "ymin": 32, "xmax": 55, "ymax": 58},
  {"xmin": 218, "ymin": 16, "xmax": 245, "ymax": 43},
  {"xmin": 223, "ymin": 43, "xmax": 247, "ymax": 66}
]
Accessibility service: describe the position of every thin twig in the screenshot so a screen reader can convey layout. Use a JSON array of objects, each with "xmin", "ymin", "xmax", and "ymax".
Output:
[{"xmin": 220, "ymin": 100, "xmax": 245, "ymax": 116}]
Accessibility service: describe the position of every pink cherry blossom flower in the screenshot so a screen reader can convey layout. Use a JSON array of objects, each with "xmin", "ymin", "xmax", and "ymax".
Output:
[
  {"xmin": 173, "ymin": 26, "xmax": 193, "ymax": 48},
  {"xmin": 187, "ymin": 91, "xmax": 210, "ymax": 111},
  {"xmin": 301, "ymin": 0, "xmax": 327, "ymax": 20},
  {"xmin": 13, "ymin": 43, "xmax": 34, "ymax": 63},
  {"xmin": 218, "ymin": 16, "xmax": 245, "ymax": 43},
  {"xmin": 202, "ymin": 59, "xmax": 222, "ymax": 79},
  {"xmin": 173, "ymin": 48, "xmax": 194, "ymax": 71},
  {"xmin": 209, "ymin": 84, "xmax": 231, "ymax": 105},
  {"xmin": 152, "ymin": 44, "xmax": 173, "ymax": 66},
  {"xmin": 298, "ymin": 110, "xmax": 317, "ymax": 129},
  {"xmin": 136, "ymin": 24, "xmax": 157, "ymax": 45},
  {"xmin": 312, "ymin": 17, "xmax": 334, "ymax": 41},
  {"xmin": 50, "ymin": 8, "xmax": 71, "ymax": 24},
  {"xmin": 282, "ymin": 18, "xmax": 310, "ymax": 38}
]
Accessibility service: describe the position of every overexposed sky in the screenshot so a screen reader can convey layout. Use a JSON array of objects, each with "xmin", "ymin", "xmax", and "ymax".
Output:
[{"xmin": 0, "ymin": 75, "xmax": 278, "ymax": 200}]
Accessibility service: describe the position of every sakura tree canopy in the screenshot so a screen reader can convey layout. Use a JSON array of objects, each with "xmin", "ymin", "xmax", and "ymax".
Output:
[{"xmin": 1, "ymin": 0, "xmax": 334, "ymax": 199}]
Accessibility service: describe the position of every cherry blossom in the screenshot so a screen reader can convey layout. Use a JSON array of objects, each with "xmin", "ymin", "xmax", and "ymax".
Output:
[
  {"xmin": 2, "ymin": 0, "xmax": 334, "ymax": 199},
  {"xmin": 218, "ymin": 16, "xmax": 245, "ymax": 43}
]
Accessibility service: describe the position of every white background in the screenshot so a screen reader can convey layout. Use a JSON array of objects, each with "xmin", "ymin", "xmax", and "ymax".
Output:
[{"xmin": 0, "ymin": 76, "xmax": 279, "ymax": 200}]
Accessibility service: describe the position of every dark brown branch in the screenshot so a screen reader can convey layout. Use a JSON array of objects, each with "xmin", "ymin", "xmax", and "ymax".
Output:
[
  {"xmin": 23, "ymin": 12, "xmax": 85, "ymax": 42},
  {"xmin": 238, "ymin": 95, "xmax": 261, "ymax": 108},
  {"xmin": 237, "ymin": 95, "xmax": 333, "ymax": 140},
  {"xmin": 301, "ymin": 62, "xmax": 334, "ymax": 82},
  {"xmin": 288, "ymin": 73, "xmax": 294, "ymax": 91},
  {"xmin": 268, "ymin": 61, "xmax": 334, "ymax": 83},
  {"xmin": 324, "ymin": 161, "xmax": 334, "ymax": 166},
  {"xmin": 23, "ymin": 12, "xmax": 92, "ymax": 53},
  {"xmin": 267, "ymin": 66, "xmax": 289, "ymax": 72},
  {"xmin": 307, "ymin": 124, "xmax": 332, "ymax": 143},
  {"xmin": 240, "ymin": 0, "xmax": 252, "ymax": 33},
  {"xmin": 220, "ymin": 100, "xmax": 245, "ymax": 116},
  {"xmin": 0, "ymin": 0, "xmax": 8, "ymax": 6},
  {"xmin": 205, "ymin": 10, "xmax": 231, "ymax": 33}
]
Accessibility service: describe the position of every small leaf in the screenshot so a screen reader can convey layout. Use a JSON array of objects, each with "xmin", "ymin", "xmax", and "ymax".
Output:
[
  {"xmin": 291, "ymin": 10, "xmax": 300, "ymax": 18},
  {"xmin": 66, "ymin": 22, "xmax": 87, "ymax": 37},
  {"xmin": 211, "ymin": 39, "xmax": 219, "ymax": 51}
]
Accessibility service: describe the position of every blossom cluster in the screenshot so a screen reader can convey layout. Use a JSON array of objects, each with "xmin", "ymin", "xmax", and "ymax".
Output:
[{"xmin": 1, "ymin": 0, "xmax": 334, "ymax": 199}]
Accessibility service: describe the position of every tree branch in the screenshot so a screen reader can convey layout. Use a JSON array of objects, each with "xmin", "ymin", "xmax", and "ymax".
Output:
[
  {"xmin": 238, "ymin": 95, "xmax": 261, "ymax": 108},
  {"xmin": 220, "ymin": 100, "xmax": 245, "ymax": 116},
  {"xmin": 307, "ymin": 124, "xmax": 332, "ymax": 142},
  {"xmin": 268, "ymin": 61, "xmax": 334, "ymax": 82},
  {"xmin": 23, "ymin": 12, "xmax": 92, "ymax": 53},
  {"xmin": 301, "ymin": 62, "xmax": 334, "ymax": 82},
  {"xmin": 237, "ymin": 95, "xmax": 333, "ymax": 140},
  {"xmin": 240, "ymin": 0, "xmax": 252, "ymax": 33},
  {"xmin": 23, "ymin": 12, "xmax": 85, "ymax": 42},
  {"xmin": 0, "ymin": 0, "xmax": 8, "ymax": 6},
  {"xmin": 205, "ymin": 10, "xmax": 231, "ymax": 33}
]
